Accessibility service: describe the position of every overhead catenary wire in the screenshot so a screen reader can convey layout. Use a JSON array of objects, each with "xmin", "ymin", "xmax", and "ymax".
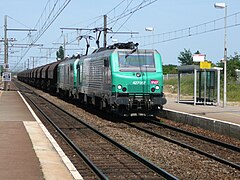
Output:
[
  {"xmin": 108, "ymin": 0, "xmax": 152, "ymax": 40},
  {"xmin": 109, "ymin": 0, "xmax": 134, "ymax": 30},
  {"xmin": 131, "ymin": 11, "xmax": 240, "ymax": 46},
  {"xmin": 35, "ymin": 0, "xmax": 143, "ymax": 63},
  {"xmin": 7, "ymin": 15, "xmax": 33, "ymax": 29},
  {"xmin": 12, "ymin": 0, "xmax": 72, "ymax": 71},
  {"xmin": 6, "ymin": 0, "xmax": 138, "ymax": 70},
  {"xmin": 107, "ymin": 0, "xmax": 158, "ymax": 26},
  {"xmin": 10, "ymin": 1, "xmax": 240, "ymax": 71},
  {"xmin": 62, "ymin": 0, "xmax": 158, "ymax": 50}
]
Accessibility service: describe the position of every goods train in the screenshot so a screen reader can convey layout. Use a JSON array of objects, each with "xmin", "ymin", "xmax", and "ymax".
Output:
[{"xmin": 18, "ymin": 42, "xmax": 167, "ymax": 116}]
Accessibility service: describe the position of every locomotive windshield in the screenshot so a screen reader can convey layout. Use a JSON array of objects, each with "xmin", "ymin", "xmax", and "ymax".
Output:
[{"xmin": 118, "ymin": 51, "xmax": 156, "ymax": 72}]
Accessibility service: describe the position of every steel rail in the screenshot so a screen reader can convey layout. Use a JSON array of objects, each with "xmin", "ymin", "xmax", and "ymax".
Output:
[
  {"xmin": 23, "ymin": 92, "xmax": 108, "ymax": 180},
  {"xmin": 15, "ymin": 79, "xmax": 178, "ymax": 179},
  {"xmin": 150, "ymin": 119, "xmax": 240, "ymax": 152},
  {"xmin": 33, "ymin": 93, "xmax": 178, "ymax": 180},
  {"xmin": 124, "ymin": 121, "xmax": 240, "ymax": 171}
]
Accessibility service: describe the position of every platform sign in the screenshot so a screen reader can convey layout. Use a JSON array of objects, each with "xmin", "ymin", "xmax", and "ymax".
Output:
[
  {"xmin": 200, "ymin": 61, "xmax": 211, "ymax": 69},
  {"xmin": 2, "ymin": 72, "xmax": 11, "ymax": 81},
  {"xmin": 193, "ymin": 54, "xmax": 205, "ymax": 62}
]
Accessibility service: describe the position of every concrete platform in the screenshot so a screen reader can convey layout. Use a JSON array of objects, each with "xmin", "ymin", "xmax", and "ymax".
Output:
[
  {"xmin": 0, "ymin": 90, "xmax": 83, "ymax": 180},
  {"xmin": 161, "ymin": 97, "xmax": 240, "ymax": 139}
]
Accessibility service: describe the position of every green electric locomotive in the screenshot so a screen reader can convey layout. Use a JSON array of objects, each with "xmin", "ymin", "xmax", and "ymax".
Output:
[
  {"xmin": 75, "ymin": 42, "xmax": 166, "ymax": 116},
  {"xmin": 18, "ymin": 42, "xmax": 166, "ymax": 116},
  {"xmin": 57, "ymin": 56, "xmax": 80, "ymax": 98}
]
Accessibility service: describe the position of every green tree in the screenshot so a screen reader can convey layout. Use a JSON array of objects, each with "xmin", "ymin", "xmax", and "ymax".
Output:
[
  {"xmin": 178, "ymin": 48, "xmax": 193, "ymax": 65},
  {"xmin": 163, "ymin": 64, "xmax": 178, "ymax": 74},
  {"xmin": 216, "ymin": 52, "xmax": 240, "ymax": 80},
  {"xmin": 56, "ymin": 46, "xmax": 64, "ymax": 60},
  {"xmin": 195, "ymin": 50, "xmax": 200, "ymax": 54}
]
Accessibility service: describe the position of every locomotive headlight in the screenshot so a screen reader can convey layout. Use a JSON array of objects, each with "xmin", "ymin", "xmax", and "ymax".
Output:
[
  {"xmin": 117, "ymin": 84, "xmax": 122, "ymax": 90},
  {"xmin": 155, "ymin": 85, "xmax": 160, "ymax": 90}
]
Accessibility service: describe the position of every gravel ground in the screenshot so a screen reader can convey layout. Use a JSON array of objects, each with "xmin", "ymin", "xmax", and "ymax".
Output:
[{"xmin": 32, "ymin": 88, "xmax": 240, "ymax": 180}]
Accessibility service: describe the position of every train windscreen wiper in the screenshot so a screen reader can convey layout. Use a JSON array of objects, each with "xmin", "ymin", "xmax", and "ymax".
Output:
[{"xmin": 125, "ymin": 43, "xmax": 139, "ymax": 59}]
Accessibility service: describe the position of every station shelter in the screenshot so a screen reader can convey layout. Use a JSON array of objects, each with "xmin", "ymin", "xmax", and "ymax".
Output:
[{"xmin": 177, "ymin": 64, "xmax": 223, "ymax": 106}]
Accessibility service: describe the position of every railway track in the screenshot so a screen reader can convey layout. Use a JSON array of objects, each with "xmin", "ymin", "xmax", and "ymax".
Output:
[
  {"xmin": 13, "ymin": 79, "xmax": 240, "ymax": 179},
  {"xmin": 123, "ymin": 118, "xmax": 240, "ymax": 170},
  {"xmin": 18, "ymin": 88, "xmax": 178, "ymax": 179}
]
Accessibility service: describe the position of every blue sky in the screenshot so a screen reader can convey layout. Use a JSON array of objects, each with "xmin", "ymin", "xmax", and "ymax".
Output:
[{"xmin": 1, "ymin": 0, "xmax": 240, "ymax": 71}]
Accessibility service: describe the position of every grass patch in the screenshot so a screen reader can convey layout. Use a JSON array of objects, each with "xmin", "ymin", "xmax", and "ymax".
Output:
[
  {"xmin": 165, "ymin": 76, "xmax": 240, "ymax": 102},
  {"xmin": 226, "ymin": 80, "xmax": 240, "ymax": 102}
]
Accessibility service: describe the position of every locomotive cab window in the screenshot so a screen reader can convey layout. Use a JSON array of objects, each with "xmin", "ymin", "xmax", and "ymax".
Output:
[{"xmin": 118, "ymin": 51, "xmax": 155, "ymax": 72}]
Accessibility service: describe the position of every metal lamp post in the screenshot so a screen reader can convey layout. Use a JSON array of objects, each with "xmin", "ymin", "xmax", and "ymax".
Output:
[{"xmin": 214, "ymin": 2, "xmax": 227, "ymax": 107}]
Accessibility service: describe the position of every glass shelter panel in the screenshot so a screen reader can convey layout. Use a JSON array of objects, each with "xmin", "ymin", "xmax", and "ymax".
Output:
[
  {"xmin": 197, "ymin": 71, "xmax": 217, "ymax": 104},
  {"xmin": 179, "ymin": 73, "xmax": 194, "ymax": 102}
]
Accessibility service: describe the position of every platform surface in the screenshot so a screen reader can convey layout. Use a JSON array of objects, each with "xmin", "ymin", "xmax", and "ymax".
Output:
[
  {"xmin": 0, "ymin": 90, "xmax": 80, "ymax": 180},
  {"xmin": 165, "ymin": 97, "xmax": 240, "ymax": 125}
]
